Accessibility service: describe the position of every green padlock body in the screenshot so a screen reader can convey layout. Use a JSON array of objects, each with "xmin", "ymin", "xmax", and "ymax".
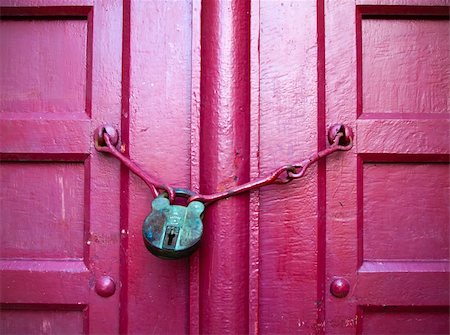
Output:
[
  {"xmin": 142, "ymin": 195, "xmax": 204, "ymax": 260},
  {"xmin": 144, "ymin": 239, "xmax": 201, "ymax": 260}
]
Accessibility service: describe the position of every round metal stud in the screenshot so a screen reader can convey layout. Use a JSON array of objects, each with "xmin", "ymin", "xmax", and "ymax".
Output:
[
  {"xmin": 95, "ymin": 276, "xmax": 116, "ymax": 297},
  {"xmin": 330, "ymin": 277, "xmax": 350, "ymax": 298}
]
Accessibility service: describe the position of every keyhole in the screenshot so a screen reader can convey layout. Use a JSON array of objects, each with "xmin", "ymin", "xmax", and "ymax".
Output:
[{"xmin": 167, "ymin": 229, "xmax": 176, "ymax": 245}]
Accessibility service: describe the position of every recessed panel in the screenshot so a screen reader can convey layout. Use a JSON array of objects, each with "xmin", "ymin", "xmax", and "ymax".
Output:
[
  {"xmin": 362, "ymin": 19, "xmax": 449, "ymax": 115},
  {"xmin": 361, "ymin": 307, "xmax": 449, "ymax": 334},
  {"xmin": 0, "ymin": 162, "xmax": 85, "ymax": 259},
  {"xmin": 0, "ymin": 308, "xmax": 84, "ymax": 335},
  {"xmin": 0, "ymin": 19, "xmax": 87, "ymax": 114},
  {"xmin": 363, "ymin": 163, "xmax": 449, "ymax": 260}
]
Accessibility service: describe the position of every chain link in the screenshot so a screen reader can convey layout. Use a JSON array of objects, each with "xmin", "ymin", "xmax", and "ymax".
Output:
[{"xmin": 95, "ymin": 126, "xmax": 353, "ymax": 205}]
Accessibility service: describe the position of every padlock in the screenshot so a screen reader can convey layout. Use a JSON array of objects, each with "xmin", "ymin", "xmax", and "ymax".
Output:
[{"xmin": 142, "ymin": 188, "xmax": 205, "ymax": 259}]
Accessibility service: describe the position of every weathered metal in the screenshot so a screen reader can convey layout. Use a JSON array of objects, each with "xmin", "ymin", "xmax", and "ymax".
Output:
[
  {"xmin": 95, "ymin": 276, "xmax": 117, "ymax": 298},
  {"xmin": 94, "ymin": 127, "xmax": 172, "ymax": 200},
  {"xmin": 2, "ymin": 0, "xmax": 448, "ymax": 333},
  {"xmin": 93, "ymin": 125, "xmax": 119, "ymax": 148},
  {"xmin": 190, "ymin": 129, "xmax": 353, "ymax": 204},
  {"xmin": 142, "ymin": 188, "xmax": 205, "ymax": 260},
  {"xmin": 95, "ymin": 124, "xmax": 353, "ymax": 260},
  {"xmin": 94, "ymin": 124, "xmax": 353, "ymax": 207},
  {"xmin": 330, "ymin": 278, "xmax": 350, "ymax": 298}
]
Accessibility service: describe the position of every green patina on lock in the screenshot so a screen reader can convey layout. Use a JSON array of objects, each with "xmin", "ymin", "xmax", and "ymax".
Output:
[
  {"xmin": 142, "ymin": 189, "xmax": 204, "ymax": 259},
  {"xmin": 95, "ymin": 124, "xmax": 353, "ymax": 260}
]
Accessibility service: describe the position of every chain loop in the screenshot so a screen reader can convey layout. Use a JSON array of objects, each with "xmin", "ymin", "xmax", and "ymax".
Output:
[
  {"xmin": 95, "ymin": 124, "xmax": 353, "ymax": 206},
  {"xmin": 94, "ymin": 128, "xmax": 176, "ymax": 201}
]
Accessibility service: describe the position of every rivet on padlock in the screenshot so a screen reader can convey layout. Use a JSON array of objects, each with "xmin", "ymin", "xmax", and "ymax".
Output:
[{"xmin": 142, "ymin": 189, "xmax": 205, "ymax": 260}]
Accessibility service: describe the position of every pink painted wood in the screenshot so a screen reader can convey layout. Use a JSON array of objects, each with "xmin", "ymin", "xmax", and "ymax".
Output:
[
  {"xmin": 325, "ymin": 1, "xmax": 449, "ymax": 334},
  {"xmin": 197, "ymin": 1, "xmax": 250, "ymax": 333},
  {"xmin": 1, "ymin": 0, "xmax": 448, "ymax": 334},
  {"xmin": 256, "ymin": 1, "xmax": 323, "ymax": 333},
  {"xmin": 120, "ymin": 0, "xmax": 194, "ymax": 333},
  {"xmin": 1, "ymin": 1, "xmax": 123, "ymax": 334}
]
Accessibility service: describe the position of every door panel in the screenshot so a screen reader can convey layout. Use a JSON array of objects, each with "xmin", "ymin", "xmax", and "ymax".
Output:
[
  {"xmin": 360, "ymin": 306, "xmax": 449, "ymax": 335},
  {"xmin": 0, "ymin": 2, "xmax": 122, "ymax": 333},
  {"xmin": 361, "ymin": 18, "xmax": 448, "ymax": 116},
  {"xmin": 1, "ymin": 162, "xmax": 86, "ymax": 259},
  {"xmin": 362, "ymin": 163, "xmax": 448, "ymax": 260},
  {"xmin": 0, "ymin": 18, "xmax": 87, "ymax": 114},
  {"xmin": 325, "ymin": 1, "xmax": 449, "ymax": 334},
  {"xmin": 1, "ymin": 308, "xmax": 85, "ymax": 335}
]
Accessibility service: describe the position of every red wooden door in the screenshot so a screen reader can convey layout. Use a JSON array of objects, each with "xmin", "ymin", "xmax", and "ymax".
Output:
[
  {"xmin": 324, "ymin": 1, "xmax": 449, "ymax": 334},
  {"xmin": 1, "ymin": 0, "xmax": 448, "ymax": 334},
  {"xmin": 1, "ymin": 1, "xmax": 194, "ymax": 334},
  {"xmin": 0, "ymin": 2, "xmax": 123, "ymax": 334}
]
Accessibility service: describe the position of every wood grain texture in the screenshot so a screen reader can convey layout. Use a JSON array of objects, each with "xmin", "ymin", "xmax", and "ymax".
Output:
[
  {"xmin": 0, "ymin": 162, "xmax": 85, "ymax": 259},
  {"xmin": 2, "ymin": 1, "xmax": 449, "ymax": 333},
  {"xmin": 357, "ymin": 0, "xmax": 449, "ymax": 5},
  {"xmin": 0, "ymin": 19, "xmax": 87, "ymax": 114},
  {"xmin": 122, "ymin": 1, "xmax": 194, "ymax": 334},
  {"xmin": 1, "ymin": 308, "xmax": 85, "ymax": 335},
  {"xmin": 326, "ymin": 1, "xmax": 449, "ymax": 334},
  {"xmin": 189, "ymin": 0, "xmax": 201, "ymax": 333},
  {"xmin": 361, "ymin": 306, "xmax": 449, "ymax": 334},
  {"xmin": 199, "ymin": 1, "xmax": 250, "ymax": 333},
  {"xmin": 258, "ymin": 1, "xmax": 319, "ymax": 333},
  {"xmin": 362, "ymin": 19, "xmax": 448, "ymax": 115},
  {"xmin": 249, "ymin": 0, "xmax": 261, "ymax": 333},
  {"xmin": 363, "ymin": 163, "xmax": 449, "ymax": 260},
  {"xmin": 0, "ymin": 1, "xmax": 123, "ymax": 333}
]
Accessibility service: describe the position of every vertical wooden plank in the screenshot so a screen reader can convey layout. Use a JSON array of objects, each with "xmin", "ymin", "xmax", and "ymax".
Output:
[
  {"xmin": 119, "ymin": 0, "xmax": 130, "ymax": 333},
  {"xmin": 317, "ymin": 0, "xmax": 327, "ymax": 332},
  {"xmin": 88, "ymin": 0, "xmax": 122, "ymax": 332},
  {"xmin": 199, "ymin": 1, "xmax": 251, "ymax": 333},
  {"xmin": 189, "ymin": 0, "xmax": 201, "ymax": 333},
  {"xmin": 258, "ymin": 1, "xmax": 319, "ymax": 333},
  {"xmin": 324, "ymin": 1, "xmax": 358, "ymax": 333},
  {"xmin": 249, "ymin": 0, "xmax": 261, "ymax": 333},
  {"xmin": 124, "ymin": 1, "xmax": 193, "ymax": 334}
]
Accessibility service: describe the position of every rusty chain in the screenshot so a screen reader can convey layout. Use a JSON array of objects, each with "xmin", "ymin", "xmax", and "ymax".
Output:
[{"xmin": 94, "ymin": 124, "xmax": 353, "ymax": 206}]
